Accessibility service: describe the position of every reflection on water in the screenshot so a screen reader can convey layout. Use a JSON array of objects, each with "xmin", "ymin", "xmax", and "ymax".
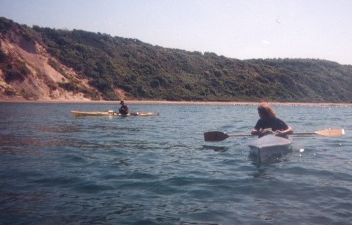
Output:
[
  {"xmin": 36, "ymin": 124, "xmax": 82, "ymax": 133},
  {"xmin": 201, "ymin": 145, "xmax": 229, "ymax": 152}
]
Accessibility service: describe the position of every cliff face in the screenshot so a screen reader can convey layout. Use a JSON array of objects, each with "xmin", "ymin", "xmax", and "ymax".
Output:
[
  {"xmin": 0, "ymin": 36, "xmax": 94, "ymax": 101},
  {"xmin": 0, "ymin": 18, "xmax": 105, "ymax": 101},
  {"xmin": 1, "ymin": 17, "xmax": 352, "ymax": 102}
]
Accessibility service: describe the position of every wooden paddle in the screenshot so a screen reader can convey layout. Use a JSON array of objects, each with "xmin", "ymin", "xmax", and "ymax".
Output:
[
  {"xmin": 203, "ymin": 128, "xmax": 345, "ymax": 142},
  {"xmin": 294, "ymin": 128, "xmax": 345, "ymax": 137}
]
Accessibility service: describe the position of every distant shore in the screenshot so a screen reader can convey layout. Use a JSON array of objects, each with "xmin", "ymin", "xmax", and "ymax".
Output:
[{"xmin": 1, "ymin": 99, "xmax": 351, "ymax": 107}]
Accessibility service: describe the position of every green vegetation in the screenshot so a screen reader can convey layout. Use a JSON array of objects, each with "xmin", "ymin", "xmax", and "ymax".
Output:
[
  {"xmin": 1, "ymin": 17, "xmax": 352, "ymax": 102},
  {"xmin": 0, "ymin": 47, "xmax": 30, "ymax": 83}
]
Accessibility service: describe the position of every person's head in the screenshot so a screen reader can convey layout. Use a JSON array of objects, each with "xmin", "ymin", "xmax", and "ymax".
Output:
[
  {"xmin": 257, "ymin": 102, "xmax": 276, "ymax": 119},
  {"xmin": 120, "ymin": 100, "xmax": 125, "ymax": 105}
]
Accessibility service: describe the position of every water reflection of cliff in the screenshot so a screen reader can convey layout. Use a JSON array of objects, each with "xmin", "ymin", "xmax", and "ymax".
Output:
[{"xmin": 0, "ymin": 124, "xmax": 85, "ymax": 155}]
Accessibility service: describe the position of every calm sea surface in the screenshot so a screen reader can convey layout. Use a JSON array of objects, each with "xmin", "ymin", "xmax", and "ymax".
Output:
[{"xmin": 0, "ymin": 102, "xmax": 351, "ymax": 225}]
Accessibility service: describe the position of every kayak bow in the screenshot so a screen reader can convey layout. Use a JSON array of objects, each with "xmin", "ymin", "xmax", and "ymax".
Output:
[{"xmin": 248, "ymin": 134, "xmax": 292, "ymax": 162}]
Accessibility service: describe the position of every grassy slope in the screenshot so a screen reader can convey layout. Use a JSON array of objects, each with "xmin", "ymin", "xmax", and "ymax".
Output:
[{"xmin": 1, "ymin": 17, "xmax": 352, "ymax": 102}]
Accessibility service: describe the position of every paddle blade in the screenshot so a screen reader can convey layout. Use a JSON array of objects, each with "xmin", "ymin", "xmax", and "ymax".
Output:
[
  {"xmin": 315, "ymin": 128, "xmax": 345, "ymax": 137},
  {"xmin": 204, "ymin": 131, "xmax": 230, "ymax": 142}
]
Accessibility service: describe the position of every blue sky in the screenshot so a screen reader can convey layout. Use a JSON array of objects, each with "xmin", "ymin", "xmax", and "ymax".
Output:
[{"xmin": 1, "ymin": 0, "xmax": 352, "ymax": 65}]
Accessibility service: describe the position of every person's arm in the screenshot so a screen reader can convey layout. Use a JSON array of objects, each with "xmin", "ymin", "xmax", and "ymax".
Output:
[
  {"xmin": 252, "ymin": 128, "xmax": 275, "ymax": 137},
  {"xmin": 275, "ymin": 126, "xmax": 293, "ymax": 137},
  {"xmin": 251, "ymin": 119, "xmax": 261, "ymax": 135},
  {"xmin": 251, "ymin": 129, "xmax": 260, "ymax": 135},
  {"xmin": 251, "ymin": 119, "xmax": 271, "ymax": 136}
]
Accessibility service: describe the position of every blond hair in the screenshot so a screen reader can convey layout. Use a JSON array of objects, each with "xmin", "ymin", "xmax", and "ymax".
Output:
[{"xmin": 257, "ymin": 102, "xmax": 276, "ymax": 118}]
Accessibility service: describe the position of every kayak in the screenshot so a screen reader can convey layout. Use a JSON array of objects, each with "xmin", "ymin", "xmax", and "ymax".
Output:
[
  {"xmin": 248, "ymin": 134, "xmax": 292, "ymax": 162},
  {"xmin": 71, "ymin": 110, "xmax": 159, "ymax": 117}
]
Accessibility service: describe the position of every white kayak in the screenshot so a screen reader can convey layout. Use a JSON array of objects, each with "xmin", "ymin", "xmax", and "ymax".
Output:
[{"xmin": 248, "ymin": 134, "xmax": 292, "ymax": 162}]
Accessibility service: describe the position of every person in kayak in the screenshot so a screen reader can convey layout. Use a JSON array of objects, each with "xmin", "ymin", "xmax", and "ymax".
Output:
[
  {"xmin": 119, "ymin": 100, "xmax": 129, "ymax": 115},
  {"xmin": 251, "ymin": 102, "xmax": 293, "ymax": 138}
]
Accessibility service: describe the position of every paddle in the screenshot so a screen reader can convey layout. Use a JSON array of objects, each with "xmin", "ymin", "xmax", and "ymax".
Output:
[
  {"xmin": 203, "ymin": 131, "xmax": 251, "ymax": 142},
  {"xmin": 294, "ymin": 128, "xmax": 345, "ymax": 137},
  {"xmin": 203, "ymin": 128, "xmax": 345, "ymax": 142}
]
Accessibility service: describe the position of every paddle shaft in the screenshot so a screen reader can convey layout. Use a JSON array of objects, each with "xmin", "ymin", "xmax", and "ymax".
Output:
[
  {"xmin": 204, "ymin": 128, "xmax": 344, "ymax": 142},
  {"xmin": 294, "ymin": 128, "xmax": 345, "ymax": 137},
  {"xmin": 293, "ymin": 132, "xmax": 316, "ymax": 135},
  {"xmin": 228, "ymin": 134, "xmax": 253, "ymax": 137}
]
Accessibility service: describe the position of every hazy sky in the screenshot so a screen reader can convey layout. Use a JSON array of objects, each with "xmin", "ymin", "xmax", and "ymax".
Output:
[{"xmin": 1, "ymin": 0, "xmax": 352, "ymax": 65}]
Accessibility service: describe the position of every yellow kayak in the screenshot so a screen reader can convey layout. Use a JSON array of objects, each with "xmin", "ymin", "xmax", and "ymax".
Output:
[{"xmin": 71, "ymin": 110, "xmax": 159, "ymax": 117}]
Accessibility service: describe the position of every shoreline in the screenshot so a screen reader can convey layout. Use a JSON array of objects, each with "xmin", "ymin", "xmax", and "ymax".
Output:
[{"xmin": 0, "ymin": 99, "xmax": 351, "ymax": 107}]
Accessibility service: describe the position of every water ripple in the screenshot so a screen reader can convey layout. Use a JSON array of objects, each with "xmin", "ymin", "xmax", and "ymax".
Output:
[{"xmin": 1, "ymin": 103, "xmax": 351, "ymax": 225}]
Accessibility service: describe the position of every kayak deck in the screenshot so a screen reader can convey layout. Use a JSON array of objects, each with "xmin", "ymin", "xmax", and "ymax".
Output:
[
  {"xmin": 248, "ymin": 134, "xmax": 292, "ymax": 163},
  {"xmin": 71, "ymin": 110, "xmax": 159, "ymax": 117}
]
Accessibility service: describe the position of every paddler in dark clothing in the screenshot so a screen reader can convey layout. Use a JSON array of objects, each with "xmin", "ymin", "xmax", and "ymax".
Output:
[
  {"xmin": 251, "ymin": 102, "xmax": 293, "ymax": 138},
  {"xmin": 119, "ymin": 100, "xmax": 129, "ymax": 115}
]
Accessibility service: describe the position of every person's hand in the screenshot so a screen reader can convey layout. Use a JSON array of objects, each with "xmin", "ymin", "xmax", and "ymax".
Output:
[
  {"xmin": 274, "ymin": 130, "xmax": 287, "ymax": 137},
  {"xmin": 258, "ymin": 128, "xmax": 273, "ymax": 137},
  {"xmin": 262, "ymin": 128, "xmax": 274, "ymax": 135}
]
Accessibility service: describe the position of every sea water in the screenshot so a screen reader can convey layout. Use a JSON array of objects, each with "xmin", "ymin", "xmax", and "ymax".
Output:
[{"xmin": 0, "ymin": 102, "xmax": 351, "ymax": 225}]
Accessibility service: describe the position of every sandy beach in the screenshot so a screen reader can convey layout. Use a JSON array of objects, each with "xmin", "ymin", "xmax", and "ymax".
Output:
[{"xmin": 1, "ymin": 98, "xmax": 351, "ymax": 107}]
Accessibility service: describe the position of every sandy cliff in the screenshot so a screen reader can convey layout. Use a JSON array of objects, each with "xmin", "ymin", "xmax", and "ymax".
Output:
[{"xmin": 0, "ymin": 31, "xmax": 100, "ymax": 101}]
